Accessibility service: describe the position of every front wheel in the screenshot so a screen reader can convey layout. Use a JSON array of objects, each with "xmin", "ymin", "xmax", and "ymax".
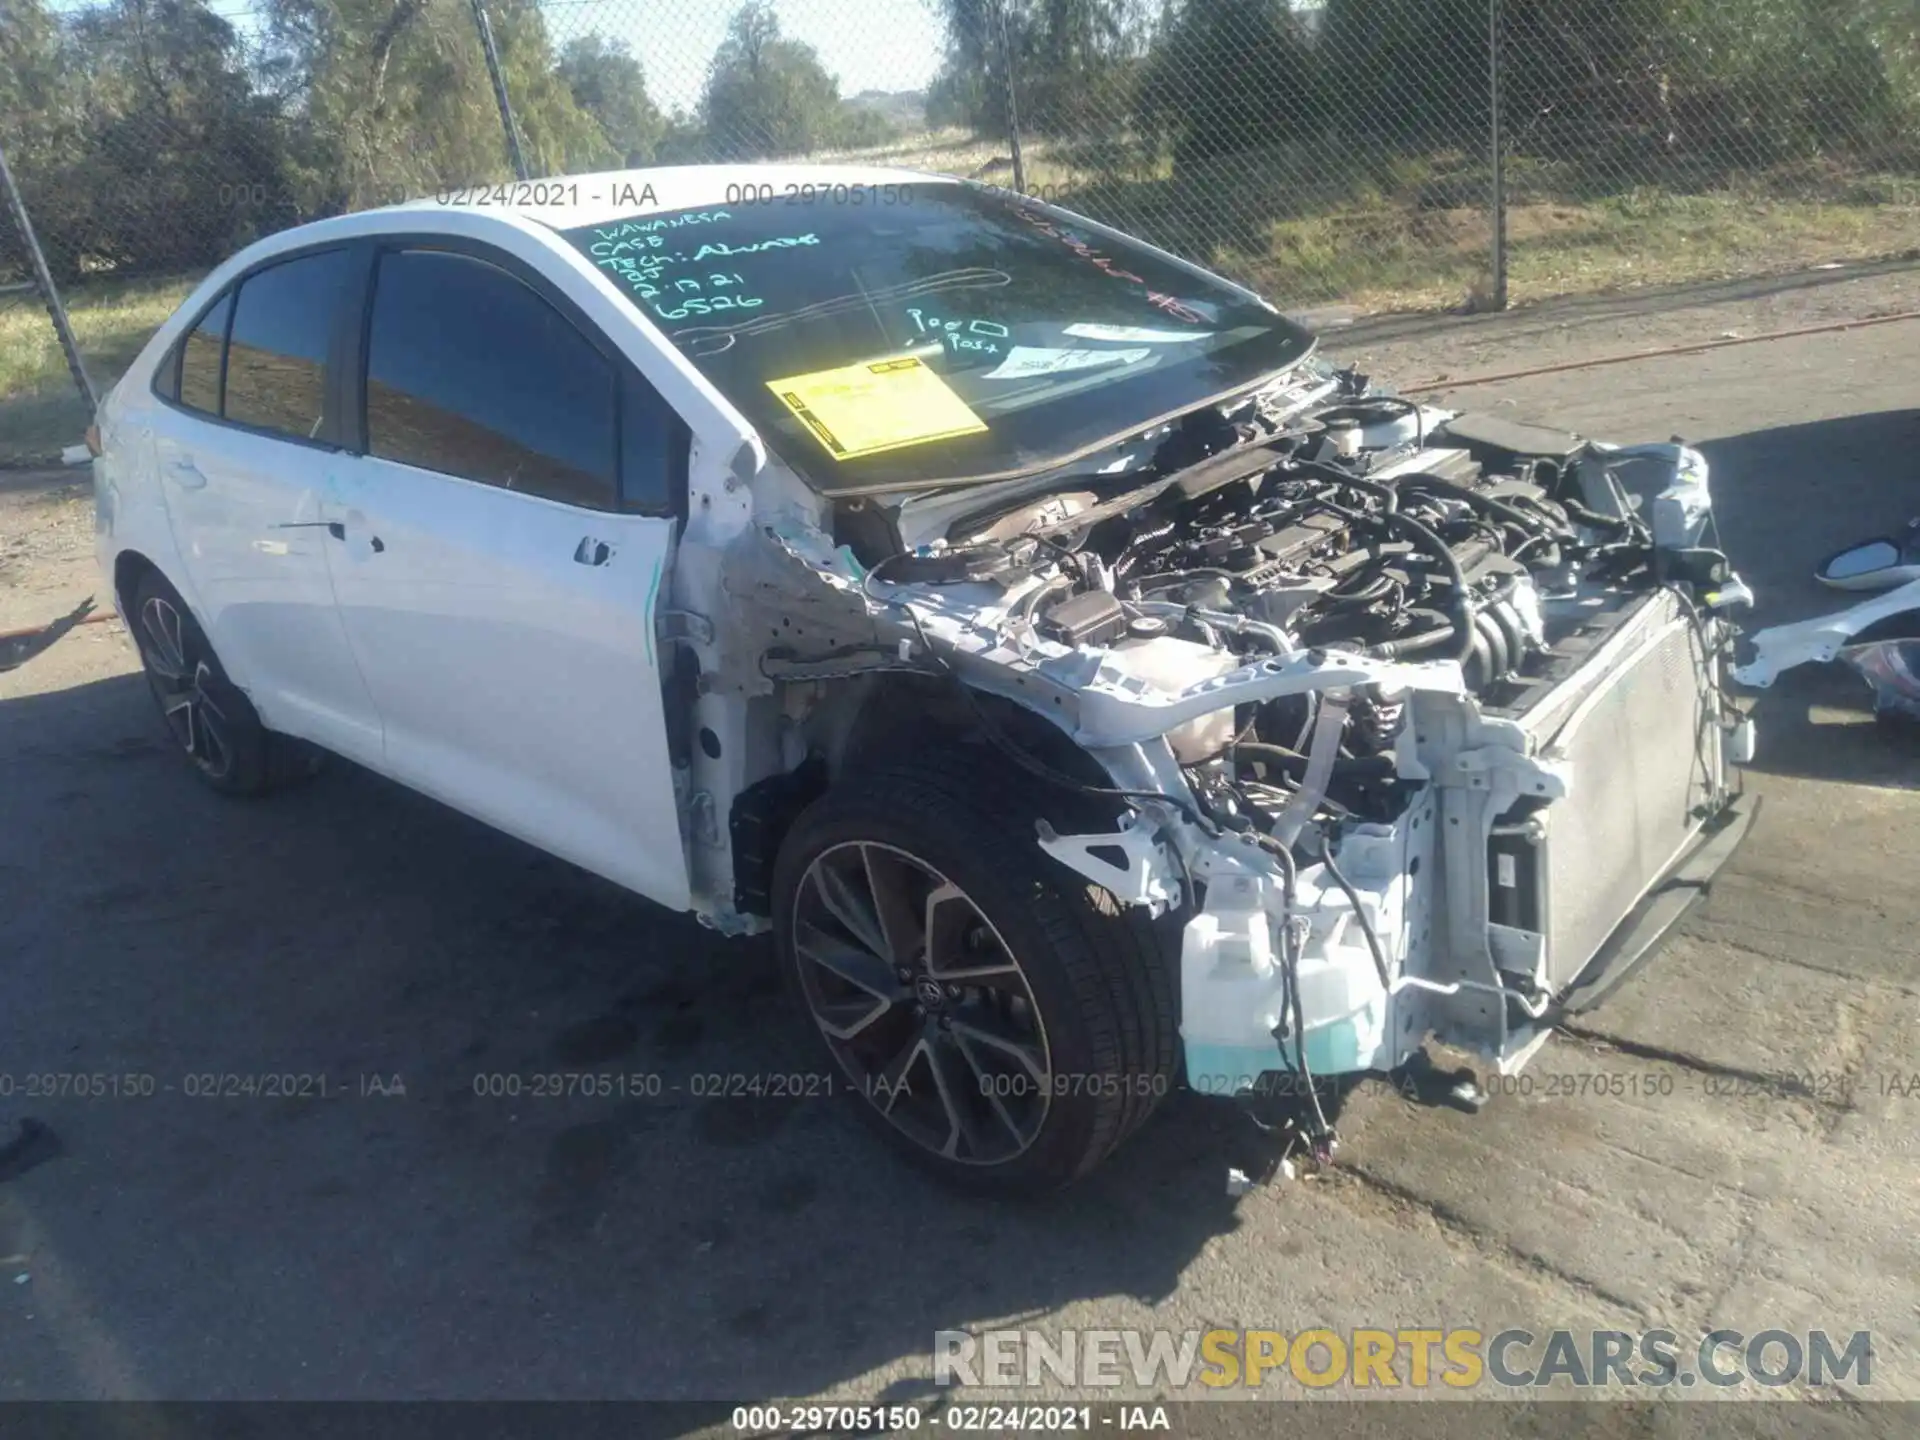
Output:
[{"xmin": 771, "ymin": 752, "xmax": 1178, "ymax": 1193}]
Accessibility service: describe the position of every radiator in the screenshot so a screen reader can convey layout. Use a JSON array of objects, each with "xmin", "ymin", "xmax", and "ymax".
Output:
[{"xmin": 1518, "ymin": 590, "xmax": 1724, "ymax": 992}]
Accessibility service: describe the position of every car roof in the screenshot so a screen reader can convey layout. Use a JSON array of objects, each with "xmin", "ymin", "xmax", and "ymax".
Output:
[{"xmin": 365, "ymin": 162, "xmax": 951, "ymax": 234}]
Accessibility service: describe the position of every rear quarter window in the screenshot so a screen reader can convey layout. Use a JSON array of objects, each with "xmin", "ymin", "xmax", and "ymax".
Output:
[{"xmin": 176, "ymin": 292, "xmax": 232, "ymax": 415}]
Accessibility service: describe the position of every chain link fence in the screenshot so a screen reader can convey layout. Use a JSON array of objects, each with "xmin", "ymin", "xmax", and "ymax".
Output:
[{"xmin": 4, "ymin": 0, "xmax": 1919, "ymax": 461}]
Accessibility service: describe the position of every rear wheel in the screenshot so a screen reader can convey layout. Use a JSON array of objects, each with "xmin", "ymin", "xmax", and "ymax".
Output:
[
  {"xmin": 128, "ymin": 571, "xmax": 321, "ymax": 796},
  {"xmin": 771, "ymin": 752, "xmax": 1178, "ymax": 1193}
]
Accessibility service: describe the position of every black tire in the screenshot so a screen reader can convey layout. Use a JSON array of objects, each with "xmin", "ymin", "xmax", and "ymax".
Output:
[
  {"xmin": 771, "ymin": 749, "xmax": 1179, "ymax": 1194},
  {"xmin": 126, "ymin": 570, "xmax": 323, "ymax": 796}
]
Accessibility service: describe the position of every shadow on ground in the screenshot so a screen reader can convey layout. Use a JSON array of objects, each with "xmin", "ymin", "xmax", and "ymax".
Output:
[
  {"xmin": 0, "ymin": 597, "xmax": 101, "ymax": 673},
  {"xmin": 1700, "ymin": 408, "xmax": 1920, "ymax": 787},
  {"xmin": 0, "ymin": 670, "xmax": 1288, "ymax": 1405}
]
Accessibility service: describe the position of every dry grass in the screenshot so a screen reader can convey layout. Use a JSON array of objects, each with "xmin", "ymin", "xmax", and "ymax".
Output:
[
  {"xmin": 0, "ymin": 273, "xmax": 197, "ymax": 463},
  {"xmin": 1227, "ymin": 186, "xmax": 1920, "ymax": 314},
  {"xmin": 851, "ymin": 129, "xmax": 1920, "ymax": 316}
]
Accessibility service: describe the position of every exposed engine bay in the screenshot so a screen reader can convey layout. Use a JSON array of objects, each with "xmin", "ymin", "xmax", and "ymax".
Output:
[
  {"xmin": 986, "ymin": 409, "xmax": 1593, "ymax": 815},
  {"xmin": 732, "ymin": 358, "xmax": 1757, "ymax": 1123},
  {"xmin": 857, "ymin": 364, "xmax": 1744, "ymax": 828}
]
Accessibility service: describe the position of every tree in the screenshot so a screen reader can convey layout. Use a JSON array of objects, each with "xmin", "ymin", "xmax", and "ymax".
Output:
[
  {"xmin": 701, "ymin": 2, "xmax": 845, "ymax": 159},
  {"xmin": 256, "ymin": 0, "xmax": 607, "ymax": 212},
  {"xmin": 1315, "ymin": 0, "xmax": 1920, "ymax": 170},
  {"xmin": 654, "ymin": 113, "xmax": 715, "ymax": 163},
  {"xmin": 1315, "ymin": 0, "xmax": 1487, "ymax": 151},
  {"xmin": 927, "ymin": 0, "xmax": 1149, "ymax": 138},
  {"xmin": 831, "ymin": 103, "xmax": 902, "ymax": 151},
  {"xmin": 556, "ymin": 34, "xmax": 664, "ymax": 165},
  {"xmin": 48, "ymin": 0, "xmax": 295, "ymax": 276},
  {"xmin": 484, "ymin": 0, "xmax": 611, "ymax": 174},
  {"xmin": 1134, "ymin": 0, "xmax": 1316, "ymax": 166},
  {"xmin": 0, "ymin": 0, "xmax": 79, "ymax": 276},
  {"xmin": 261, "ymin": 0, "xmax": 513, "ymax": 213},
  {"xmin": 0, "ymin": 0, "xmax": 69, "ymax": 161}
]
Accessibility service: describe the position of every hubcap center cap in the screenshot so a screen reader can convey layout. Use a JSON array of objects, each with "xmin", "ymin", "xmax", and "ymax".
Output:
[{"xmin": 913, "ymin": 975, "xmax": 947, "ymax": 1009}]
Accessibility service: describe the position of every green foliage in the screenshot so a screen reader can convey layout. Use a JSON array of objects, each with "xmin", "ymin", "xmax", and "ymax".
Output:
[
  {"xmin": 557, "ymin": 35, "xmax": 665, "ymax": 166},
  {"xmin": 20, "ymin": 0, "xmax": 294, "ymax": 279},
  {"xmin": 259, "ymin": 0, "xmax": 604, "ymax": 209},
  {"xmin": 925, "ymin": 0, "xmax": 1919, "ymax": 179},
  {"xmin": 0, "ymin": 0, "xmax": 669, "ymax": 278},
  {"xmin": 925, "ymin": 65, "xmax": 987, "ymax": 131},
  {"xmin": 654, "ymin": 116, "xmax": 717, "ymax": 164},
  {"xmin": 4, "ymin": 0, "xmax": 1916, "ymax": 294},
  {"xmin": 1134, "ymin": 0, "xmax": 1316, "ymax": 166},
  {"xmin": 701, "ymin": 1, "xmax": 844, "ymax": 158},
  {"xmin": 0, "ymin": 0, "xmax": 70, "ymax": 165},
  {"xmin": 832, "ymin": 104, "xmax": 903, "ymax": 152},
  {"xmin": 1317, "ymin": 0, "xmax": 1920, "ymax": 168},
  {"xmin": 488, "ymin": 0, "xmax": 614, "ymax": 175},
  {"xmin": 259, "ymin": 0, "xmax": 495, "ymax": 214},
  {"xmin": 927, "ymin": 0, "xmax": 1148, "ymax": 138}
]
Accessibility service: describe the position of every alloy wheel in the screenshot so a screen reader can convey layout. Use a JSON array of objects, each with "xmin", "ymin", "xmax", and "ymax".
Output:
[
  {"xmin": 136, "ymin": 595, "xmax": 234, "ymax": 780},
  {"xmin": 791, "ymin": 841, "xmax": 1052, "ymax": 1165}
]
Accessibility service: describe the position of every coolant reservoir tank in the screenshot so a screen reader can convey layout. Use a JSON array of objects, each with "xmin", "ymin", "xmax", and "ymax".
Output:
[{"xmin": 1110, "ymin": 635, "xmax": 1242, "ymax": 762}]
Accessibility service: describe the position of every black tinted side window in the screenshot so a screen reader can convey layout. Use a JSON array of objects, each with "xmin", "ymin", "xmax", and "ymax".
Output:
[
  {"xmin": 365, "ymin": 249, "xmax": 616, "ymax": 509},
  {"xmin": 175, "ymin": 291, "xmax": 232, "ymax": 414},
  {"xmin": 224, "ymin": 249, "xmax": 352, "ymax": 440},
  {"xmin": 621, "ymin": 371, "xmax": 687, "ymax": 516}
]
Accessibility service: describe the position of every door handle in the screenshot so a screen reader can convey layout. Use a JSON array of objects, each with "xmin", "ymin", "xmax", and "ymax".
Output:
[
  {"xmin": 272, "ymin": 521, "xmax": 382, "ymax": 552},
  {"xmin": 165, "ymin": 458, "xmax": 207, "ymax": 490},
  {"xmin": 574, "ymin": 536, "xmax": 613, "ymax": 567},
  {"xmin": 274, "ymin": 521, "xmax": 346, "ymax": 539}
]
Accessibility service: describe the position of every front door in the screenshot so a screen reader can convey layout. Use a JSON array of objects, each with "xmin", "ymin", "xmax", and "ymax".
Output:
[{"xmin": 323, "ymin": 244, "xmax": 690, "ymax": 909}]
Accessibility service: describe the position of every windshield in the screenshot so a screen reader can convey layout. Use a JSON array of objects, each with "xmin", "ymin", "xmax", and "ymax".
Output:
[{"xmin": 558, "ymin": 183, "xmax": 1314, "ymax": 495}]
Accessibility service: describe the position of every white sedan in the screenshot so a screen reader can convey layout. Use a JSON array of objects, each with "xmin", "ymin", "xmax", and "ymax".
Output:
[{"xmin": 92, "ymin": 164, "xmax": 1754, "ymax": 1191}]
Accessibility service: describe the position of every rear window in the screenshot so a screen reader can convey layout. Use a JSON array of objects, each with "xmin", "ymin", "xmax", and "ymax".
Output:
[{"xmin": 558, "ymin": 184, "xmax": 1312, "ymax": 494}]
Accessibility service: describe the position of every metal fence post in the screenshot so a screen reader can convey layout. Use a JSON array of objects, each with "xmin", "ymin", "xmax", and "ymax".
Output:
[
  {"xmin": 0, "ymin": 138, "xmax": 97, "ymax": 414},
  {"xmin": 468, "ymin": 0, "xmax": 532, "ymax": 182},
  {"xmin": 1488, "ymin": 0, "xmax": 1509, "ymax": 310},
  {"xmin": 995, "ymin": 0, "xmax": 1027, "ymax": 196}
]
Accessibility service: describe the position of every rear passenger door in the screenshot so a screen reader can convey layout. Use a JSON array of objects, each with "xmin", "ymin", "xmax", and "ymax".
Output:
[
  {"xmin": 326, "ymin": 242, "xmax": 693, "ymax": 910},
  {"xmin": 150, "ymin": 247, "xmax": 385, "ymax": 764}
]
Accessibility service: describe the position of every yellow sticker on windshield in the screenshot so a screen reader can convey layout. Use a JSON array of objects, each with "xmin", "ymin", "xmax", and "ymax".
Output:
[{"xmin": 766, "ymin": 355, "xmax": 987, "ymax": 461}]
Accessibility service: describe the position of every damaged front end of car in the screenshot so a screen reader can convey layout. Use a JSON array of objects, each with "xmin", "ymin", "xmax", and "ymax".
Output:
[
  {"xmin": 722, "ymin": 360, "xmax": 1758, "ymax": 1100},
  {"xmin": 1734, "ymin": 575, "xmax": 1920, "ymax": 724}
]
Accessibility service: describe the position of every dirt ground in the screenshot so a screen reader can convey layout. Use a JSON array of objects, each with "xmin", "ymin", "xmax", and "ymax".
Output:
[{"xmin": 1, "ymin": 263, "xmax": 1917, "ymax": 1425}]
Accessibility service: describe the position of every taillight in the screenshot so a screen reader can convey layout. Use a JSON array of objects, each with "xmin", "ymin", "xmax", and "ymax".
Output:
[{"xmin": 84, "ymin": 423, "xmax": 102, "ymax": 457}]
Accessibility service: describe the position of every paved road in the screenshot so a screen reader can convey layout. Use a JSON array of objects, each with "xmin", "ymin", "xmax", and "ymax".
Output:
[{"xmin": 1, "ymin": 271, "xmax": 1916, "ymax": 1417}]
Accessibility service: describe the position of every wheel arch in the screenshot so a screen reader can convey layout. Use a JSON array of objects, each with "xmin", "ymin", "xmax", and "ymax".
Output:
[
  {"xmin": 112, "ymin": 548, "xmax": 167, "ymax": 621},
  {"xmin": 112, "ymin": 549, "xmax": 214, "ymax": 658},
  {"xmin": 824, "ymin": 671, "xmax": 1115, "ymax": 789},
  {"xmin": 108, "ymin": 543, "xmax": 267, "ymax": 701},
  {"xmin": 726, "ymin": 672, "xmax": 1124, "ymax": 920}
]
